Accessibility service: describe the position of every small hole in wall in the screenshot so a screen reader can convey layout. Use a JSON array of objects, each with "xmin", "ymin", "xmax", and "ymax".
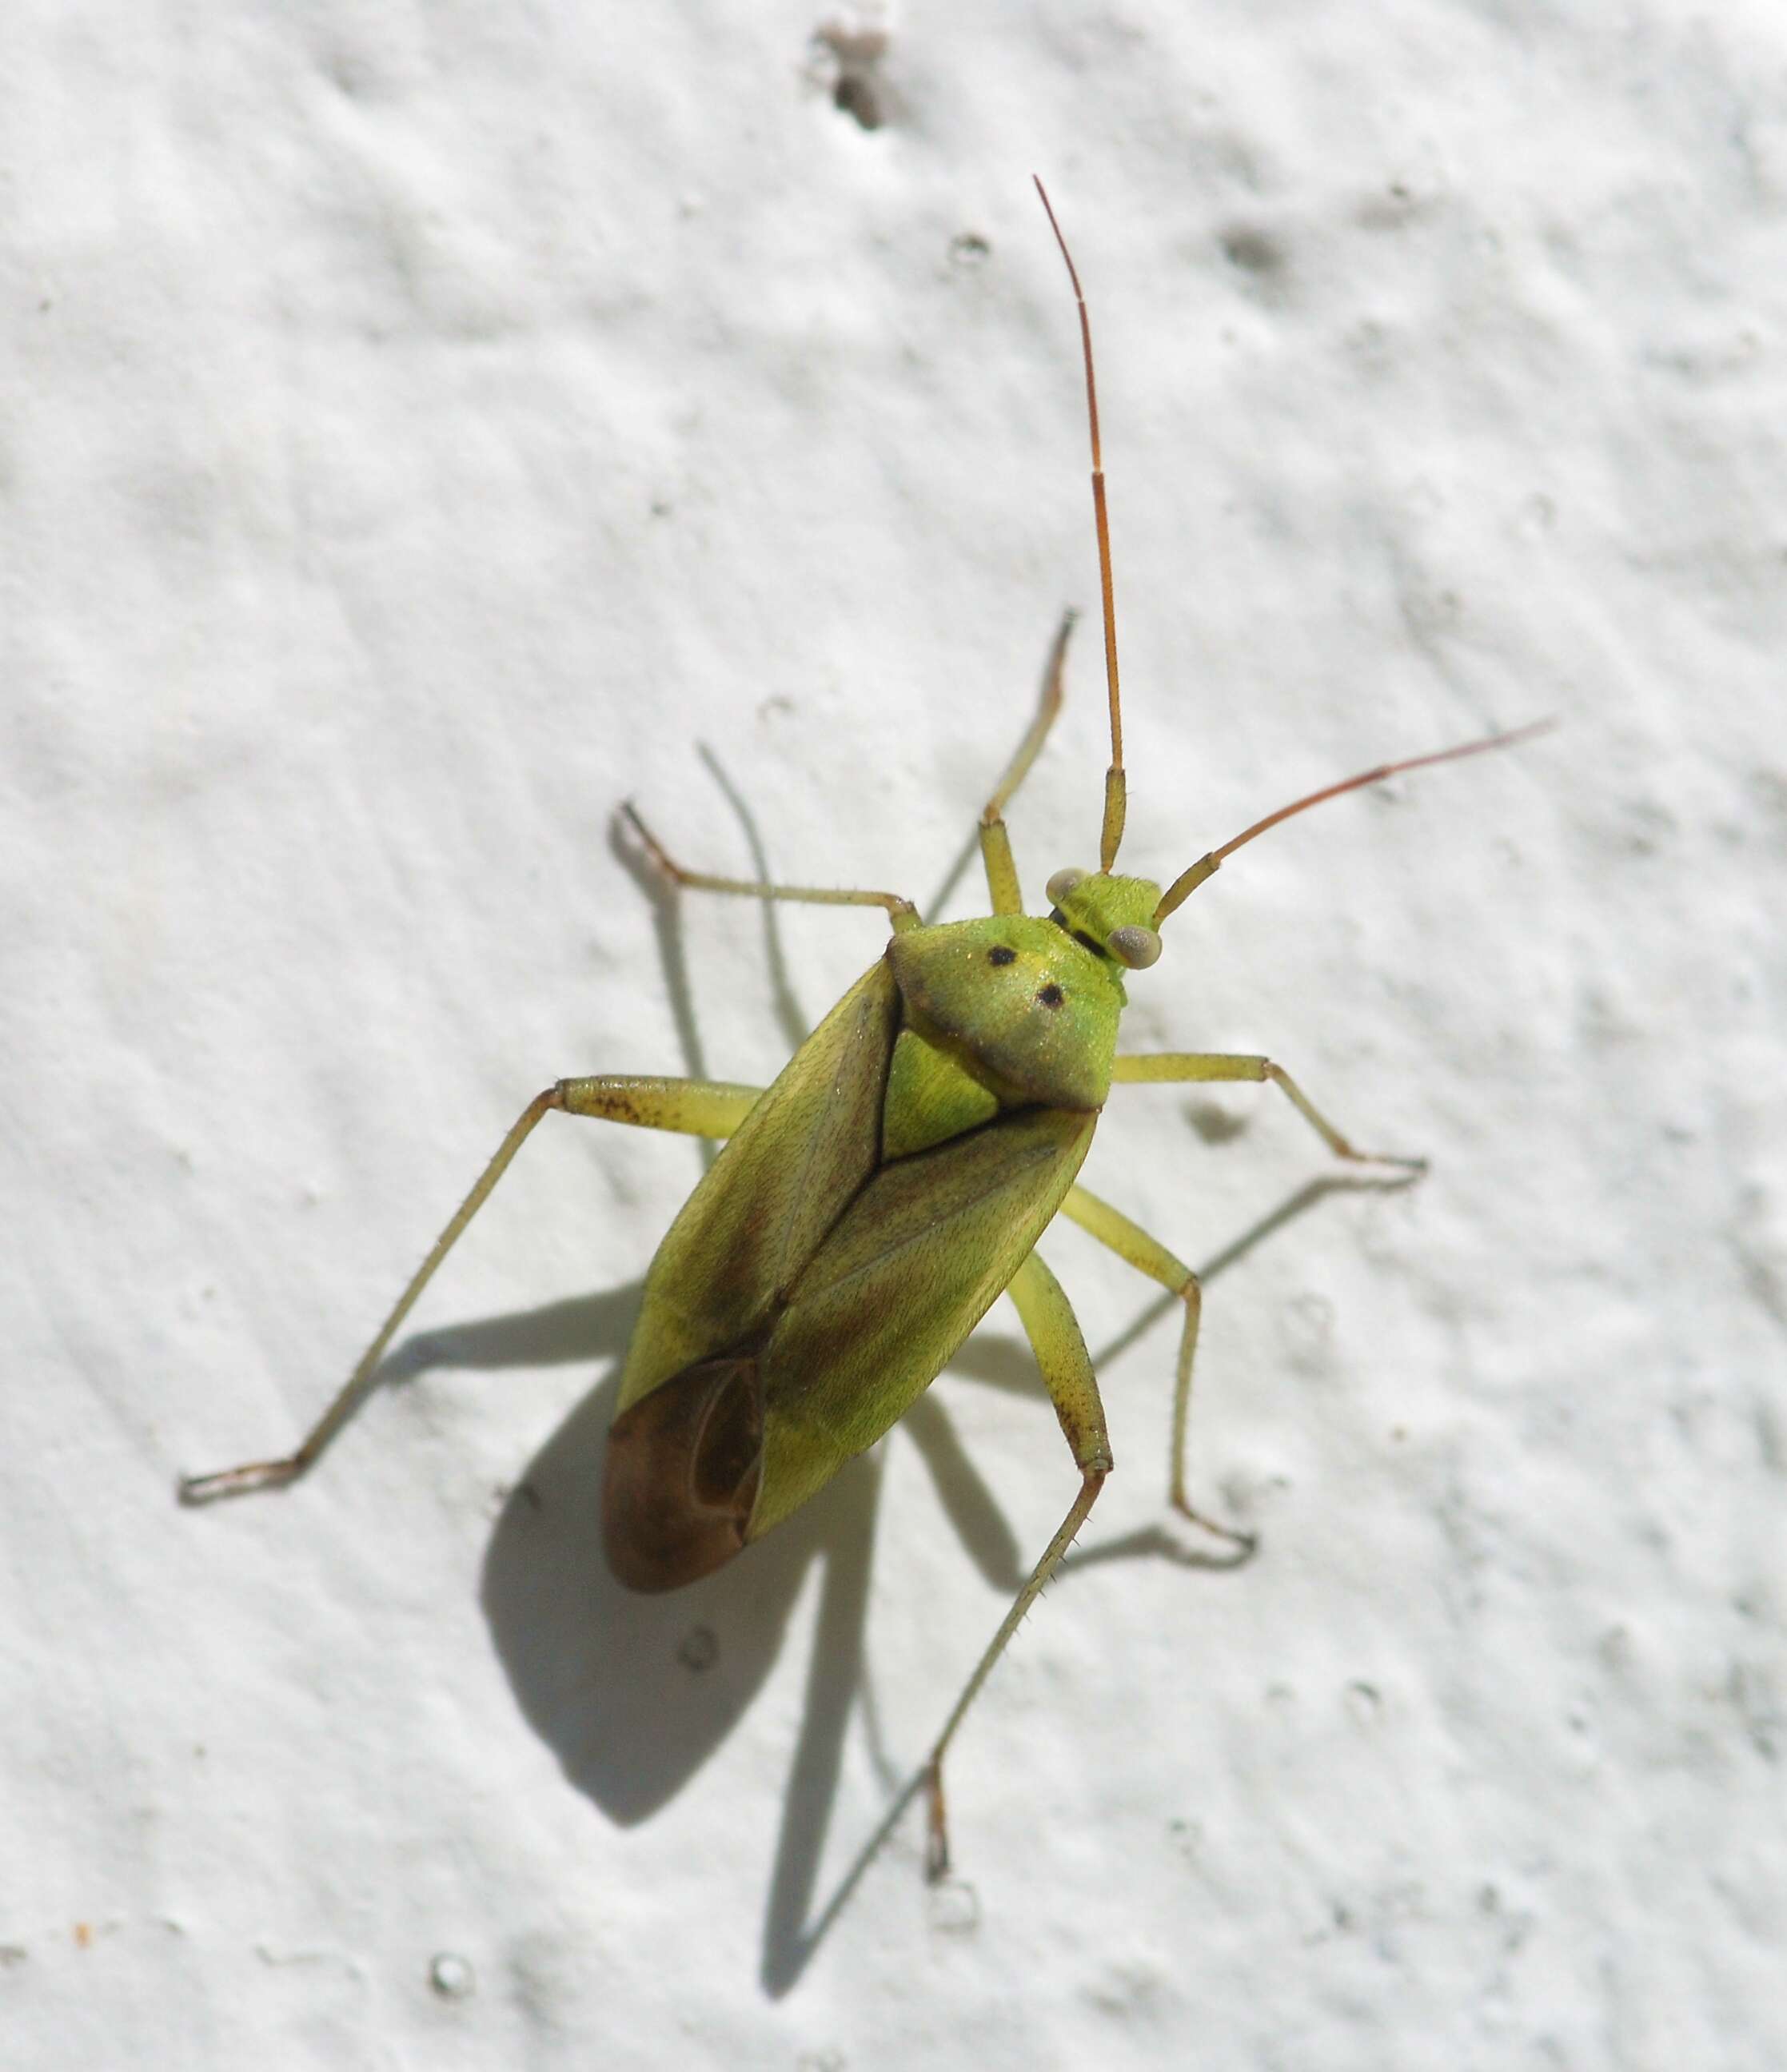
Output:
[
  {"xmin": 812, "ymin": 22, "xmax": 891, "ymax": 132},
  {"xmin": 1221, "ymin": 225, "xmax": 1285, "ymax": 277},
  {"xmin": 835, "ymin": 73, "xmax": 881, "ymax": 130}
]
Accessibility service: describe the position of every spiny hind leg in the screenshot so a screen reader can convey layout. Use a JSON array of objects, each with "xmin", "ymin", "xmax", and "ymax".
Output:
[
  {"xmin": 977, "ymin": 611, "xmax": 1077, "ymax": 916},
  {"xmin": 924, "ymin": 1248, "xmax": 1108, "ymax": 1882},
  {"xmin": 1059, "ymin": 1182, "xmax": 1252, "ymax": 1550},
  {"xmin": 179, "ymin": 1074, "xmax": 763, "ymax": 1503}
]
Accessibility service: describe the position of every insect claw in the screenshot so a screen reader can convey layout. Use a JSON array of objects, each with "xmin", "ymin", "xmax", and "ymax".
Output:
[
  {"xmin": 178, "ymin": 1458, "xmax": 303, "ymax": 1505},
  {"xmin": 1355, "ymin": 1151, "xmax": 1429, "ymax": 1180},
  {"xmin": 1169, "ymin": 1494, "xmax": 1258, "ymax": 1562}
]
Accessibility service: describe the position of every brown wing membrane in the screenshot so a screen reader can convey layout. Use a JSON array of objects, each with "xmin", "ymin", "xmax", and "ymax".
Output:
[{"xmin": 603, "ymin": 1355, "xmax": 764, "ymax": 1591}]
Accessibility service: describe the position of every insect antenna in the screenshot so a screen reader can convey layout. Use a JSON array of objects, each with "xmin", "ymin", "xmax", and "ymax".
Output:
[
  {"xmin": 1152, "ymin": 718, "xmax": 1556, "ymax": 926},
  {"xmin": 1035, "ymin": 175, "xmax": 1127, "ymax": 872}
]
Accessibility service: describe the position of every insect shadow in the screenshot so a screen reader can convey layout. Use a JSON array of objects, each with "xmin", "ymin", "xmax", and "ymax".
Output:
[
  {"xmin": 387, "ymin": 1152, "xmax": 1401, "ymax": 1989},
  {"xmin": 387, "ymin": 1144, "xmax": 1402, "ymax": 1994}
]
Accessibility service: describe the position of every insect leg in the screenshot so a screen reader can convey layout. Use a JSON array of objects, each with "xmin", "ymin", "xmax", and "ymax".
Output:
[
  {"xmin": 923, "ymin": 1249, "xmax": 1108, "ymax": 1881},
  {"xmin": 977, "ymin": 610, "xmax": 1077, "ymax": 915},
  {"xmin": 179, "ymin": 1074, "xmax": 764, "ymax": 1503},
  {"xmin": 1059, "ymin": 1183, "xmax": 1253, "ymax": 1549},
  {"xmin": 555, "ymin": 1074, "xmax": 758, "ymax": 1137},
  {"xmin": 1111, "ymin": 1051, "xmax": 1426, "ymax": 1171},
  {"xmin": 622, "ymin": 804, "xmax": 920, "ymax": 932}
]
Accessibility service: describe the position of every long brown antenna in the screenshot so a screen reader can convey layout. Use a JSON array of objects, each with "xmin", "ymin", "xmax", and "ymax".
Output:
[
  {"xmin": 1152, "ymin": 719, "xmax": 1555, "ymax": 925},
  {"xmin": 1035, "ymin": 176, "xmax": 1127, "ymax": 871}
]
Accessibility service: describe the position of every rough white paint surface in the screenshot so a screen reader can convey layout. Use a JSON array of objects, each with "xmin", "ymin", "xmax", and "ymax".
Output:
[{"xmin": 5, "ymin": 3, "xmax": 1784, "ymax": 2064}]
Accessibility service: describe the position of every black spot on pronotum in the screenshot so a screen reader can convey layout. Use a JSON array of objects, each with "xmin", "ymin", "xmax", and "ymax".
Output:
[
  {"xmin": 1037, "ymin": 984, "xmax": 1065, "ymax": 1009},
  {"xmin": 988, "ymin": 946, "xmax": 1017, "ymax": 966}
]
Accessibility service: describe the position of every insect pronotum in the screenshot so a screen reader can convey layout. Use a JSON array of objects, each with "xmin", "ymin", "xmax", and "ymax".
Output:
[{"xmin": 183, "ymin": 180, "xmax": 1546, "ymax": 1879}]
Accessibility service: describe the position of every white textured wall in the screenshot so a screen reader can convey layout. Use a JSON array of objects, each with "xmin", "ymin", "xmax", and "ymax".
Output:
[{"xmin": 6, "ymin": 4, "xmax": 1784, "ymax": 2065}]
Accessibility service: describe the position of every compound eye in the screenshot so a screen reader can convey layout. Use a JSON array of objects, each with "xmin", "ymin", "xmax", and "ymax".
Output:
[
  {"xmin": 1045, "ymin": 867, "xmax": 1087, "ymax": 906},
  {"xmin": 1107, "ymin": 924, "xmax": 1161, "ymax": 970}
]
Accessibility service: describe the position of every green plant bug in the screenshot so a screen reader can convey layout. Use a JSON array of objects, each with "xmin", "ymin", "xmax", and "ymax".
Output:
[{"xmin": 181, "ymin": 179, "xmax": 1548, "ymax": 1880}]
